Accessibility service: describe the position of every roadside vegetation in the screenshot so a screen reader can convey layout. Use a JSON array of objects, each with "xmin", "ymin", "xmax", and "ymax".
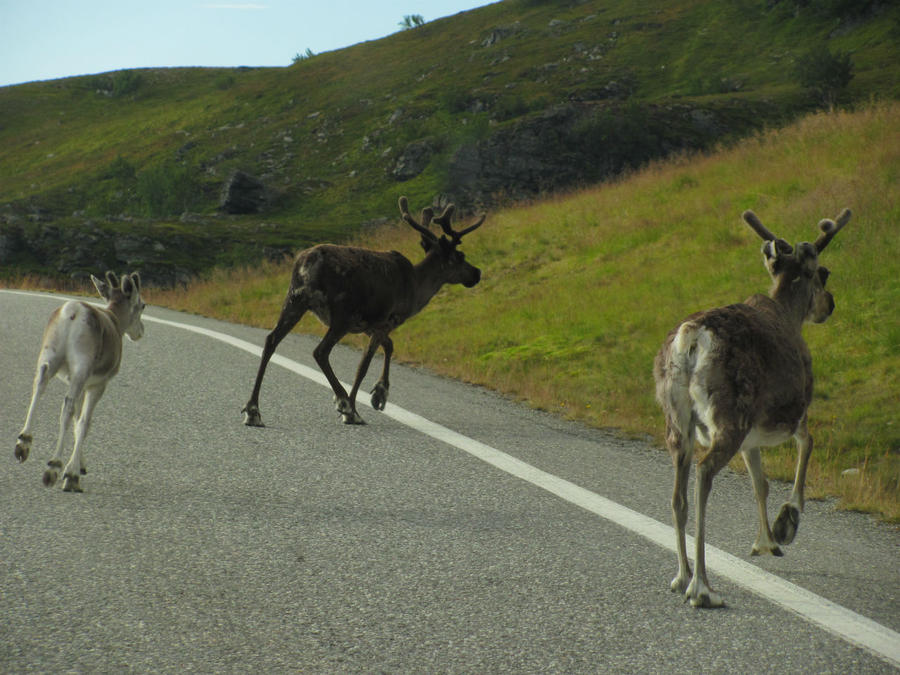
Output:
[
  {"xmin": 2, "ymin": 1, "xmax": 898, "ymax": 282},
  {"xmin": 3, "ymin": 2, "xmax": 897, "ymax": 519},
  {"xmin": 132, "ymin": 103, "xmax": 898, "ymax": 520}
]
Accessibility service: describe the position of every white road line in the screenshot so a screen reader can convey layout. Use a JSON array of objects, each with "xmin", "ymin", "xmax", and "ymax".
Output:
[
  {"xmin": 6, "ymin": 291, "xmax": 899, "ymax": 668},
  {"xmin": 143, "ymin": 312, "xmax": 900, "ymax": 670}
]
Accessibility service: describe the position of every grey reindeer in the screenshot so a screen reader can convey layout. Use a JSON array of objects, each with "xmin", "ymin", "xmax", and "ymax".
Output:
[
  {"xmin": 653, "ymin": 208, "xmax": 851, "ymax": 607},
  {"xmin": 242, "ymin": 196, "xmax": 485, "ymax": 427}
]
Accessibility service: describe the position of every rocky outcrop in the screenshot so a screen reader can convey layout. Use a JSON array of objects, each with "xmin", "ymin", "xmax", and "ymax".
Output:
[
  {"xmin": 391, "ymin": 140, "xmax": 434, "ymax": 181},
  {"xmin": 447, "ymin": 101, "xmax": 766, "ymax": 204},
  {"xmin": 0, "ymin": 217, "xmax": 206, "ymax": 287},
  {"xmin": 220, "ymin": 170, "xmax": 267, "ymax": 214}
]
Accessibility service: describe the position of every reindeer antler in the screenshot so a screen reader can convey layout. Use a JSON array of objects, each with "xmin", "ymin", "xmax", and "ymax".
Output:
[
  {"xmin": 398, "ymin": 196, "xmax": 438, "ymax": 244},
  {"xmin": 432, "ymin": 202, "xmax": 486, "ymax": 243},
  {"xmin": 457, "ymin": 213, "xmax": 486, "ymax": 238},
  {"xmin": 742, "ymin": 210, "xmax": 793, "ymax": 255},
  {"xmin": 400, "ymin": 196, "xmax": 485, "ymax": 245},
  {"xmin": 742, "ymin": 210, "xmax": 778, "ymax": 241},
  {"xmin": 105, "ymin": 270, "xmax": 120, "ymax": 288},
  {"xmin": 813, "ymin": 208, "xmax": 851, "ymax": 253}
]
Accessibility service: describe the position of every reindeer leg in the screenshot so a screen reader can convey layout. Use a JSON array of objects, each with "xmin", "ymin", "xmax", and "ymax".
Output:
[
  {"xmin": 313, "ymin": 325, "xmax": 363, "ymax": 425},
  {"xmin": 45, "ymin": 376, "xmax": 86, "ymax": 488},
  {"xmin": 16, "ymin": 362, "xmax": 54, "ymax": 463},
  {"xmin": 370, "ymin": 335, "xmax": 393, "ymax": 411},
  {"xmin": 667, "ymin": 422, "xmax": 693, "ymax": 595},
  {"xmin": 774, "ymin": 419, "xmax": 812, "ymax": 546},
  {"xmin": 243, "ymin": 292, "xmax": 306, "ymax": 427},
  {"xmin": 741, "ymin": 446, "xmax": 782, "ymax": 557},
  {"xmin": 686, "ymin": 436, "xmax": 735, "ymax": 608},
  {"xmin": 62, "ymin": 384, "xmax": 104, "ymax": 493},
  {"xmin": 349, "ymin": 335, "xmax": 380, "ymax": 417}
]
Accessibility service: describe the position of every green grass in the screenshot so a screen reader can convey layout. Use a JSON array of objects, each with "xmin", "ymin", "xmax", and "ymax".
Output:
[{"xmin": 142, "ymin": 102, "xmax": 900, "ymax": 520}]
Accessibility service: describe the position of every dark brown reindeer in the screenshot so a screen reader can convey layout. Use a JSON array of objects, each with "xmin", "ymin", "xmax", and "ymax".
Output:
[
  {"xmin": 653, "ymin": 207, "xmax": 851, "ymax": 608},
  {"xmin": 242, "ymin": 196, "xmax": 485, "ymax": 427}
]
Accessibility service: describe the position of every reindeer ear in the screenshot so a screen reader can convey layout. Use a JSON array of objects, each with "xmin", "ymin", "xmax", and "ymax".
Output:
[
  {"xmin": 91, "ymin": 274, "xmax": 111, "ymax": 300},
  {"xmin": 762, "ymin": 239, "xmax": 794, "ymax": 276},
  {"xmin": 763, "ymin": 238, "xmax": 793, "ymax": 259},
  {"xmin": 420, "ymin": 236, "xmax": 434, "ymax": 253}
]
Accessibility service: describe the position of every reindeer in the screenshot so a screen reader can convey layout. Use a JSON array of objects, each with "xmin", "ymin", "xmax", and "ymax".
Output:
[
  {"xmin": 14, "ymin": 271, "xmax": 145, "ymax": 492},
  {"xmin": 653, "ymin": 208, "xmax": 851, "ymax": 608},
  {"xmin": 242, "ymin": 196, "xmax": 485, "ymax": 427}
]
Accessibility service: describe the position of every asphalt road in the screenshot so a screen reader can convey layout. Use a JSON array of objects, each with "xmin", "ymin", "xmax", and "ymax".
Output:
[{"xmin": 1, "ymin": 289, "xmax": 898, "ymax": 673}]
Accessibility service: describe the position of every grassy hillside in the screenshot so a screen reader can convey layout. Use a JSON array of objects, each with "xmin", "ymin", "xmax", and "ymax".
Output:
[
  {"xmin": 2, "ymin": 0, "xmax": 899, "ymax": 282},
  {"xmin": 145, "ymin": 102, "xmax": 900, "ymax": 520}
]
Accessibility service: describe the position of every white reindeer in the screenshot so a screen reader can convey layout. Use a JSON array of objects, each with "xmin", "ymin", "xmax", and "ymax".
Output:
[
  {"xmin": 653, "ymin": 208, "xmax": 850, "ymax": 608},
  {"xmin": 14, "ymin": 271, "xmax": 145, "ymax": 492}
]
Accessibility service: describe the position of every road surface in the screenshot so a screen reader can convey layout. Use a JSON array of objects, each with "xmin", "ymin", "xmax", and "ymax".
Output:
[{"xmin": 1, "ymin": 289, "xmax": 898, "ymax": 673}]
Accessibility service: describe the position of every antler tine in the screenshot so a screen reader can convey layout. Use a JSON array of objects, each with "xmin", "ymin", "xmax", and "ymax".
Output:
[
  {"xmin": 421, "ymin": 207, "xmax": 434, "ymax": 230},
  {"xmin": 742, "ymin": 210, "xmax": 778, "ymax": 241},
  {"xmin": 398, "ymin": 195, "xmax": 414, "ymax": 221},
  {"xmin": 456, "ymin": 213, "xmax": 486, "ymax": 238},
  {"xmin": 814, "ymin": 207, "xmax": 851, "ymax": 253},
  {"xmin": 398, "ymin": 196, "xmax": 438, "ymax": 241},
  {"xmin": 742, "ymin": 209, "xmax": 793, "ymax": 255},
  {"xmin": 432, "ymin": 203, "xmax": 456, "ymax": 236},
  {"xmin": 434, "ymin": 203, "xmax": 485, "ymax": 240}
]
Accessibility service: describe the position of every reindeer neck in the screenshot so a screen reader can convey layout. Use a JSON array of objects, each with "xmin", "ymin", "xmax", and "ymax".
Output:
[
  {"xmin": 101, "ymin": 298, "xmax": 128, "ymax": 336},
  {"xmin": 410, "ymin": 254, "xmax": 448, "ymax": 314},
  {"xmin": 767, "ymin": 277, "xmax": 811, "ymax": 331}
]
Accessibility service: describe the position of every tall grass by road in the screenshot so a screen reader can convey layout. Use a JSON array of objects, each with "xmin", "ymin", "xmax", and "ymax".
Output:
[{"xmin": 136, "ymin": 103, "xmax": 898, "ymax": 520}]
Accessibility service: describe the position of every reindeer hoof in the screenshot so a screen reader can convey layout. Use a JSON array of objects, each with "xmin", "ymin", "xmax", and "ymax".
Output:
[
  {"xmin": 370, "ymin": 383, "xmax": 388, "ymax": 411},
  {"xmin": 335, "ymin": 398, "xmax": 364, "ymax": 424},
  {"xmin": 14, "ymin": 435, "xmax": 32, "ymax": 462},
  {"xmin": 773, "ymin": 504, "xmax": 800, "ymax": 545},
  {"xmin": 751, "ymin": 544, "xmax": 784, "ymax": 557},
  {"xmin": 341, "ymin": 412, "xmax": 366, "ymax": 425},
  {"xmin": 689, "ymin": 591, "xmax": 725, "ymax": 609},
  {"xmin": 242, "ymin": 405, "xmax": 265, "ymax": 427},
  {"xmin": 670, "ymin": 575, "xmax": 690, "ymax": 594},
  {"xmin": 685, "ymin": 578, "xmax": 725, "ymax": 609},
  {"xmin": 43, "ymin": 460, "xmax": 62, "ymax": 487},
  {"xmin": 62, "ymin": 474, "xmax": 83, "ymax": 493}
]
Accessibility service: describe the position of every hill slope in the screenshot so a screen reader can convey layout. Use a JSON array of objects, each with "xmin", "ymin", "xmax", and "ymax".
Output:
[{"xmin": 1, "ymin": 0, "xmax": 899, "ymax": 284}]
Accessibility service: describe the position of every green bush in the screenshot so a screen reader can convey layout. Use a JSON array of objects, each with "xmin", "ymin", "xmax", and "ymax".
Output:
[
  {"xmin": 136, "ymin": 162, "xmax": 201, "ymax": 217},
  {"xmin": 795, "ymin": 44, "xmax": 854, "ymax": 108},
  {"xmin": 398, "ymin": 14, "xmax": 425, "ymax": 29},
  {"xmin": 111, "ymin": 71, "xmax": 143, "ymax": 97},
  {"xmin": 292, "ymin": 48, "xmax": 315, "ymax": 64},
  {"xmin": 103, "ymin": 155, "xmax": 136, "ymax": 182},
  {"xmin": 87, "ymin": 71, "xmax": 143, "ymax": 98}
]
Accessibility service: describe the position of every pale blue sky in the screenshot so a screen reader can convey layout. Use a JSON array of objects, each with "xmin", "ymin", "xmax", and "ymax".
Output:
[{"xmin": 0, "ymin": 1, "xmax": 494, "ymax": 87}]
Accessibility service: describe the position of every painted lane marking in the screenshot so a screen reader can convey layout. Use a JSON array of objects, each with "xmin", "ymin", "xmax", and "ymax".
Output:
[
  {"xmin": 142, "ymin": 312, "xmax": 900, "ymax": 669},
  {"xmin": 5, "ymin": 290, "xmax": 899, "ymax": 668}
]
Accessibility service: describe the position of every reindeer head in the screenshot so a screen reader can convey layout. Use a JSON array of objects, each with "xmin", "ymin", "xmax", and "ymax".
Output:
[
  {"xmin": 92, "ymin": 270, "xmax": 146, "ymax": 340},
  {"xmin": 399, "ymin": 196, "xmax": 484, "ymax": 288},
  {"xmin": 742, "ymin": 208, "xmax": 851, "ymax": 324}
]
